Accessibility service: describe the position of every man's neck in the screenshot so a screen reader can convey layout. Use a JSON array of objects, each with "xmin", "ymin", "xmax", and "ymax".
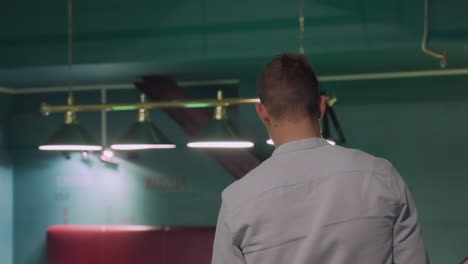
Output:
[{"xmin": 270, "ymin": 118, "xmax": 321, "ymax": 147}]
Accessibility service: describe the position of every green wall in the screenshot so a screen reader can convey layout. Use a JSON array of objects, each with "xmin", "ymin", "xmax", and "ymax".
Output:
[
  {"xmin": 4, "ymin": 75, "xmax": 468, "ymax": 264},
  {"xmin": 0, "ymin": 94, "xmax": 13, "ymax": 264},
  {"xmin": 9, "ymin": 90, "xmax": 237, "ymax": 264}
]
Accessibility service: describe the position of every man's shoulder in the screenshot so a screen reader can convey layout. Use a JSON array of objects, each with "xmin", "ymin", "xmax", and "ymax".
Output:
[
  {"xmin": 331, "ymin": 145, "xmax": 394, "ymax": 171},
  {"xmin": 221, "ymin": 145, "xmax": 397, "ymax": 209},
  {"xmin": 333, "ymin": 146, "xmax": 400, "ymax": 192},
  {"xmin": 221, "ymin": 158, "xmax": 274, "ymax": 207}
]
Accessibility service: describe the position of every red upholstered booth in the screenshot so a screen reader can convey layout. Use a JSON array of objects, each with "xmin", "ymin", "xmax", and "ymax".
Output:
[{"xmin": 47, "ymin": 225, "xmax": 215, "ymax": 264}]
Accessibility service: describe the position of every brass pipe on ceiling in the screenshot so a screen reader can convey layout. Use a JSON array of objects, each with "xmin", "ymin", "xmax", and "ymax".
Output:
[{"xmin": 421, "ymin": 0, "xmax": 447, "ymax": 68}]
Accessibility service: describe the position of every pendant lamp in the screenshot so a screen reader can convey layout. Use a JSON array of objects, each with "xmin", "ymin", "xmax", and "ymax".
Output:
[
  {"xmin": 39, "ymin": 0, "xmax": 101, "ymax": 152},
  {"xmin": 187, "ymin": 90, "xmax": 254, "ymax": 148},
  {"xmin": 111, "ymin": 94, "xmax": 176, "ymax": 150},
  {"xmin": 321, "ymin": 96, "xmax": 345, "ymax": 145},
  {"xmin": 39, "ymin": 109, "xmax": 102, "ymax": 151}
]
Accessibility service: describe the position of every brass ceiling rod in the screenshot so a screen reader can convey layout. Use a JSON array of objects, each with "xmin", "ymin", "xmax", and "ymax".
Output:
[
  {"xmin": 40, "ymin": 94, "xmax": 340, "ymax": 115},
  {"xmin": 41, "ymin": 97, "xmax": 261, "ymax": 115}
]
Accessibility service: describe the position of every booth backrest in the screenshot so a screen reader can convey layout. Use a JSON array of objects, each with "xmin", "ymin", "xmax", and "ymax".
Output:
[{"xmin": 47, "ymin": 225, "xmax": 215, "ymax": 264}]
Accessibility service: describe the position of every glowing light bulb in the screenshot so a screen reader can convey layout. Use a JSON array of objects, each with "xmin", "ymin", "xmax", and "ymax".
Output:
[
  {"xmin": 103, "ymin": 149, "xmax": 114, "ymax": 159},
  {"xmin": 81, "ymin": 151, "xmax": 89, "ymax": 160},
  {"xmin": 187, "ymin": 141, "xmax": 254, "ymax": 148},
  {"xmin": 100, "ymin": 149, "xmax": 115, "ymax": 162},
  {"xmin": 39, "ymin": 145, "xmax": 102, "ymax": 151},
  {"xmin": 111, "ymin": 144, "xmax": 176, "ymax": 150}
]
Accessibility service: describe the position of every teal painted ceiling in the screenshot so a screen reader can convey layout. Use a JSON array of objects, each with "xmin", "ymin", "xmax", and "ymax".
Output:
[{"xmin": 1, "ymin": 0, "xmax": 467, "ymax": 88}]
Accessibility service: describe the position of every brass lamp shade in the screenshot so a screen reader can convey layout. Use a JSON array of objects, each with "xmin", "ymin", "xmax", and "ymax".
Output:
[
  {"xmin": 39, "ymin": 123, "xmax": 102, "ymax": 151},
  {"xmin": 187, "ymin": 119, "xmax": 254, "ymax": 148}
]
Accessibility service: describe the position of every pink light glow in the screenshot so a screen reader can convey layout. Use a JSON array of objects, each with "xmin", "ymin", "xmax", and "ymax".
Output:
[{"xmin": 102, "ymin": 149, "xmax": 114, "ymax": 159}]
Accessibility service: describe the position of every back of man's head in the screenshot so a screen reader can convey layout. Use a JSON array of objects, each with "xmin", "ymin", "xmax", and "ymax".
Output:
[{"xmin": 258, "ymin": 54, "xmax": 320, "ymax": 121}]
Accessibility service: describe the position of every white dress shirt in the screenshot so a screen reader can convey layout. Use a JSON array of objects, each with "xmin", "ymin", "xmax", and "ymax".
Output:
[{"xmin": 212, "ymin": 137, "xmax": 429, "ymax": 264}]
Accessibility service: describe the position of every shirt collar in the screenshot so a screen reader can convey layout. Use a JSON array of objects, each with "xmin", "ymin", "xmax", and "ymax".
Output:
[{"xmin": 272, "ymin": 137, "xmax": 329, "ymax": 156}]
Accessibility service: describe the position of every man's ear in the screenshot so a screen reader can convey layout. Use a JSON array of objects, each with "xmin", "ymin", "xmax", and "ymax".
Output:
[
  {"xmin": 319, "ymin": 95, "xmax": 327, "ymax": 119},
  {"xmin": 256, "ymin": 104, "xmax": 271, "ymax": 126}
]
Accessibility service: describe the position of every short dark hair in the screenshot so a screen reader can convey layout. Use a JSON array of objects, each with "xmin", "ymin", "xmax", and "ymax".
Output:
[{"xmin": 258, "ymin": 53, "xmax": 320, "ymax": 120}]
